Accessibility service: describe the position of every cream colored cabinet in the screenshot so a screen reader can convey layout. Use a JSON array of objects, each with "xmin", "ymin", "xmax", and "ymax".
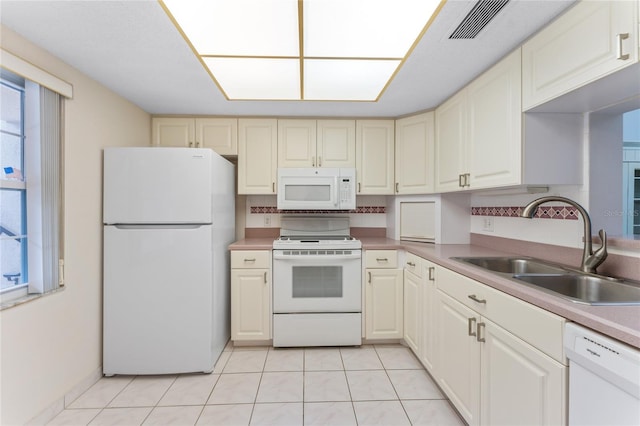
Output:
[
  {"xmin": 434, "ymin": 266, "xmax": 566, "ymax": 426},
  {"xmin": 522, "ymin": 0, "xmax": 639, "ymax": 110},
  {"xmin": 278, "ymin": 119, "xmax": 356, "ymax": 168},
  {"xmin": 151, "ymin": 117, "xmax": 238, "ymax": 155},
  {"xmin": 230, "ymin": 251, "xmax": 271, "ymax": 341},
  {"xmin": 238, "ymin": 118, "xmax": 278, "ymax": 194},
  {"xmin": 364, "ymin": 250, "xmax": 403, "ymax": 340},
  {"xmin": 435, "ymin": 49, "xmax": 522, "ymax": 192},
  {"xmin": 395, "ymin": 112, "xmax": 435, "ymax": 194},
  {"xmin": 356, "ymin": 120, "xmax": 395, "ymax": 195},
  {"xmin": 419, "ymin": 259, "xmax": 437, "ymax": 373},
  {"xmin": 403, "ymin": 256, "xmax": 422, "ymax": 353}
]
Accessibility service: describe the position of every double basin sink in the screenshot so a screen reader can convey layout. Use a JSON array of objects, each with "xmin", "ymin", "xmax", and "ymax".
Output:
[{"xmin": 452, "ymin": 256, "xmax": 640, "ymax": 306}]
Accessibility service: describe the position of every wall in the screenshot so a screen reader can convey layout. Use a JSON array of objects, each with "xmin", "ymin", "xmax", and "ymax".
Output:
[{"xmin": 0, "ymin": 26, "xmax": 150, "ymax": 425}]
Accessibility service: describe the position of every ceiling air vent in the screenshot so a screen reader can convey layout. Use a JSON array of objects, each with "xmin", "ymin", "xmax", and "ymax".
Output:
[{"xmin": 449, "ymin": 0, "xmax": 510, "ymax": 39}]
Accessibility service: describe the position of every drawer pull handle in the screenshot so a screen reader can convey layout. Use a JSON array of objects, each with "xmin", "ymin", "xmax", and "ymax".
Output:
[
  {"xmin": 428, "ymin": 267, "xmax": 435, "ymax": 281},
  {"xmin": 264, "ymin": 272, "xmax": 267, "ymax": 284},
  {"xmin": 368, "ymin": 271, "xmax": 372, "ymax": 283},
  {"xmin": 477, "ymin": 322, "xmax": 486, "ymax": 343},
  {"xmin": 468, "ymin": 294, "xmax": 486, "ymax": 304},
  {"xmin": 244, "ymin": 258, "xmax": 256, "ymax": 262},
  {"xmin": 406, "ymin": 261, "xmax": 415, "ymax": 267},
  {"xmin": 468, "ymin": 317, "xmax": 477, "ymax": 337},
  {"xmin": 617, "ymin": 33, "xmax": 630, "ymax": 60},
  {"xmin": 377, "ymin": 258, "xmax": 389, "ymax": 262}
]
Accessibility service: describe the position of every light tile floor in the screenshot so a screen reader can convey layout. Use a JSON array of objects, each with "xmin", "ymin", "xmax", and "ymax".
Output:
[{"xmin": 49, "ymin": 343, "xmax": 465, "ymax": 425}]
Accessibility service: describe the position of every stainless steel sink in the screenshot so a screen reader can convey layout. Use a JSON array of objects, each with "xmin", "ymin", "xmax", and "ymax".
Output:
[
  {"xmin": 453, "ymin": 256, "xmax": 568, "ymax": 275},
  {"xmin": 452, "ymin": 256, "xmax": 640, "ymax": 306},
  {"xmin": 513, "ymin": 274, "xmax": 640, "ymax": 306}
]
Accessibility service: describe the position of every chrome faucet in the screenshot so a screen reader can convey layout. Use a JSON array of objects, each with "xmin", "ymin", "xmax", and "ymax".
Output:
[{"xmin": 520, "ymin": 196, "xmax": 607, "ymax": 274}]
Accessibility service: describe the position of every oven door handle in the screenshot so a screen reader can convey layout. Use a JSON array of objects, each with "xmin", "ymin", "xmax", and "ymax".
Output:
[{"xmin": 272, "ymin": 252, "xmax": 362, "ymax": 261}]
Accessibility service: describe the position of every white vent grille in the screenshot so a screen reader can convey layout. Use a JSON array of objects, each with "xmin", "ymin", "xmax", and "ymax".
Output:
[{"xmin": 449, "ymin": 0, "xmax": 510, "ymax": 39}]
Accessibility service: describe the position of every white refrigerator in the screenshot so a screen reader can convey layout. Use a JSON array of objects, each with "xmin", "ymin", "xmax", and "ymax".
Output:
[{"xmin": 102, "ymin": 147, "xmax": 235, "ymax": 375}]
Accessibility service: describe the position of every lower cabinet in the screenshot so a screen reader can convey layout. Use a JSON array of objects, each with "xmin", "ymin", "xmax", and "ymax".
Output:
[
  {"xmin": 434, "ymin": 266, "xmax": 567, "ymax": 426},
  {"xmin": 364, "ymin": 250, "xmax": 403, "ymax": 340},
  {"xmin": 230, "ymin": 250, "xmax": 271, "ymax": 342}
]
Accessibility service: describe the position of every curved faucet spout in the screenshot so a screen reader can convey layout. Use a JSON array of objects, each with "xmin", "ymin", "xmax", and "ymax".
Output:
[{"xmin": 520, "ymin": 196, "xmax": 607, "ymax": 274}]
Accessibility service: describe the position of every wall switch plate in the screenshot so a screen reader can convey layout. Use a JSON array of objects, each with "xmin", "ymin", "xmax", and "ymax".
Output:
[{"xmin": 482, "ymin": 217, "xmax": 494, "ymax": 232}]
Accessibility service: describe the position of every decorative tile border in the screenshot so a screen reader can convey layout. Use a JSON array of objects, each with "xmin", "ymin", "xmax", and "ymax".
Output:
[
  {"xmin": 471, "ymin": 206, "xmax": 578, "ymax": 220},
  {"xmin": 250, "ymin": 206, "xmax": 386, "ymax": 214}
]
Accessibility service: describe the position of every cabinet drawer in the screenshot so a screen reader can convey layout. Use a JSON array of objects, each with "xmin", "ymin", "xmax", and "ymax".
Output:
[
  {"xmin": 365, "ymin": 250, "xmax": 398, "ymax": 268},
  {"xmin": 404, "ymin": 252, "xmax": 423, "ymax": 277},
  {"xmin": 438, "ymin": 267, "xmax": 565, "ymax": 363},
  {"xmin": 231, "ymin": 250, "xmax": 271, "ymax": 269}
]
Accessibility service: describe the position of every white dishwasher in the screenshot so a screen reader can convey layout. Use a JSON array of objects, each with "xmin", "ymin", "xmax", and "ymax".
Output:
[{"xmin": 564, "ymin": 323, "xmax": 640, "ymax": 425}]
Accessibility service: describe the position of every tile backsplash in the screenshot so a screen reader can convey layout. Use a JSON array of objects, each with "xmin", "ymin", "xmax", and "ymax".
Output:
[{"xmin": 471, "ymin": 205, "xmax": 578, "ymax": 220}]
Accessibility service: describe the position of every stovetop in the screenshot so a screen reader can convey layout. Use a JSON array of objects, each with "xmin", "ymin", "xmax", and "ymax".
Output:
[
  {"xmin": 273, "ymin": 216, "xmax": 361, "ymax": 250},
  {"xmin": 273, "ymin": 235, "xmax": 362, "ymax": 250}
]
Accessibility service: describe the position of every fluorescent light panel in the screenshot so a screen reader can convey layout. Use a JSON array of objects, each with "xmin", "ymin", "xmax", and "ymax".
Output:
[{"xmin": 162, "ymin": 0, "xmax": 441, "ymax": 101}]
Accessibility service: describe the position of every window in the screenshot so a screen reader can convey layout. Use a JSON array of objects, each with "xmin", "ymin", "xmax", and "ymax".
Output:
[{"xmin": 0, "ymin": 68, "xmax": 64, "ymax": 305}]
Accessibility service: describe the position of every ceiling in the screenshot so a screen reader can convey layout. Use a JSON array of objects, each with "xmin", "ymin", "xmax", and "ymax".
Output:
[{"xmin": 0, "ymin": 0, "xmax": 575, "ymax": 118}]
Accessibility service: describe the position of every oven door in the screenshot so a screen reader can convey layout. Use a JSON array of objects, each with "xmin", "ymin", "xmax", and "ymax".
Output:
[{"xmin": 272, "ymin": 250, "xmax": 362, "ymax": 313}]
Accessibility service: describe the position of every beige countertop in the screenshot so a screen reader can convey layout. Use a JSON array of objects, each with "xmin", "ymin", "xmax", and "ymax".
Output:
[{"xmin": 230, "ymin": 237, "xmax": 640, "ymax": 349}]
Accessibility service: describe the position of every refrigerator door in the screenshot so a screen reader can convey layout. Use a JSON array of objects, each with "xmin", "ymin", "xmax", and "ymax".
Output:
[
  {"xmin": 103, "ymin": 147, "xmax": 212, "ymax": 224},
  {"xmin": 103, "ymin": 224, "xmax": 214, "ymax": 375}
]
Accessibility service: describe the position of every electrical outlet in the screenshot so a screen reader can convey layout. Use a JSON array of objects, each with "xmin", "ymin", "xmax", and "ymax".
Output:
[
  {"xmin": 264, "ymin": 215, "xmax": 271, "ymax": 227},
  {"xmin": 482, "ymin": 217, "xmax": 494, "ymax": 232}
]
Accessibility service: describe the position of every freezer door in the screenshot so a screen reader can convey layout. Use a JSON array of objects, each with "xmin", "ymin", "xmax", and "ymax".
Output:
[
  {"xmin": 103, "ymin": 147, "xmax": 212, "ymax": 224},
  {"xmin": 103, "ymin": 224, "xmax": 214, "ymax": 375}
]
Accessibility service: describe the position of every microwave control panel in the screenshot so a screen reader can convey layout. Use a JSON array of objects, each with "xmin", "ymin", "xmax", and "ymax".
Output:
[{"xmin": 340, "ymin": 178, "xmax": 355, "ymax": 208}]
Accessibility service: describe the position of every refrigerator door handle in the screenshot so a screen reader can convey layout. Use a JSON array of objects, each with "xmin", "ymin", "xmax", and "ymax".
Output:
[{"xmin": 111, "ymin": 224, "xmax": 209, "ymax": 230}]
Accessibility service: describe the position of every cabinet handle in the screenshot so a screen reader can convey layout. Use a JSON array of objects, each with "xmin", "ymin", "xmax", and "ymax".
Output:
[
  {"xmin": 468, "ymin": 294, "xmax": 486, "ymax": 304},
  {"xmin": 264, "ymin": 272, "xmax": 267, "ymax": 284},
  {"xmin": 377, "ymin": 258, "xmax": 389, "ymax": 262},
  {"xmin": 272, "ymin": 182, "xmax": 275, "ymax": 193},
  {"xmin": 406, "ymin": 261, "xmax": 415, "ymax": 267},
  {"xmin": 428, "ymin": 267, "xmax": 435, "ymax": 281},
  {"xmin": 396, "ymin": 182, "xmax": 399, "ymax": 193},
  {"xmin": 319, "ymin": 156, "xmax": 322, "ymax": 167},
  {"xmin": 312, "ymin": 157, "xmax": 315, "ymax": 167},
  {"xmin": 617, "ymin": 33, "xmax": 630, "ymax": 60},
  {"xmin": 358, "ymin": 182, "xmax": 361, "ymax": 193},
  {"xmin": 458, "ymin": 174, "xmax": 465, "ymax": 187},
  {"xmin": 468, "ymin": 317, "xmax": 477, "ymax": 337},
  {"xmin": 243, "ymin": 258, "xmax": 256, "ymax": 262},
  {"xmin": 368, "ymin": 271, "xmax": 372, "ymax": 283},
  {"xmin": 465, "ymin": 173, "xmax": 471, "ymax": 187},
  {"xmin": 477, "ymin": 322, "xmax": 486, "ymax": 343},
  {"xmin": 195, "ymin": 141, "xmax": 200, "ymax": 148},
  {"xmin": 189, "ymin": 141, "xmax": 194, "ymax": 148}
]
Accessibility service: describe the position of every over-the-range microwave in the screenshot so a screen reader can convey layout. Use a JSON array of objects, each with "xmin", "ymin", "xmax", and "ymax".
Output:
[{"xmin": 277, "ymin": 168, "xmax": 356, "ymax": 211}]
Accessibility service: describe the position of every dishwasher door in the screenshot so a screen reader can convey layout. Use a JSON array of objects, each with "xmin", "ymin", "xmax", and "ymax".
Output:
[{"xmin": 564, "ymin": 323, "xmax": 640, "ymax": 425}]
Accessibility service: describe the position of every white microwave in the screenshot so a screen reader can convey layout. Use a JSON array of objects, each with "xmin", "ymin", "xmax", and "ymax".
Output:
[{"xmin": 277, "ymin": 168, "xmax": 356, "ymax": 211}]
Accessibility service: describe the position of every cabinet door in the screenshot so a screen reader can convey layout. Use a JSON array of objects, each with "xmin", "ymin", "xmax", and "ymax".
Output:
[
  {"xmin": 278, "ymin": 119, "xmax": 317, "ymax": 167},
  {"xmin": 435, "ymin": 290, "xmax": 481, "ymax": 426},
  {"xmin": 467, "ymin": 49, "xmax": 522, "ymax": 189},
  {"xmin": 365, "ymin": 268, "xmax": 403, "ymax": 339},
  {"xmin": 435, "ymin": 91, "xmax": 467, "ymax": 192},
  {"xmin": 522, "ymin": 0, "xmax": 638, "ymax": 110},
  {"xmin": 356, "ymin": 120, "xmax": 395, "ymax": 194},
  {"xmin": 197, "ymin": 118, "xmax": 238, "ymax": 155},
  {"xmin": 420, "ymin": 262, "xmax": 436, "ymax": 374},
  {"xmin": 403, "ymin": 269, "xmax": 421, "ymax": 353},
  {"xmin": 238, "ymin": 119, "xmax": 277, "ymax": 194},
  {"xmin": 480, "ymin": 318, "xmax": 566, "ymax": 426},
  {"xmin": 151, "ymin": 117, "xmax": 194, "ymax": 147},
  {"xmin": 231, "ymin": 269, "xmax": 271, "ymax": 341},
  {"xmin": 395, "ymin": 112, "xmax": 435, "ymax": 194},
  {"xmin": 317, "ymin": 120, "xmax": 356, "ymax": 168}
]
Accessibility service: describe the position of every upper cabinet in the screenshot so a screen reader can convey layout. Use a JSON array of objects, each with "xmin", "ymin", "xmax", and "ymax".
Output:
[
  {"xmin": 151, "ymin": 117, "xmax": 238, "ymax": 156},
  {"xmin": 435, "ymin": 49, "xmax": 522, "ymax": 192},
  {"xmin": 278, "ymin": 119, "xmax": 356, "ymax": 168},
  {"xmin": 522, "ymin": 0, "xmax": 639, "ymax": 110},
  {"xmin": 356, "ymin": 120, "xmax": 395, "ymax": 195},
  {"xmin": 238, "ymin": 119, "xmax": 278, "ymax": 195},
  {"xmin": 395, "ymin": 112, "xmax": 435, "ymax": 194}
]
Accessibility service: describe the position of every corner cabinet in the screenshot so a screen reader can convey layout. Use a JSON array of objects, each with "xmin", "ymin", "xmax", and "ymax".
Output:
[
  {"xmin": 238, "ymin": 119, "xmax": 278, "ymax": 195},
  {"xmin": 230, "ymin": 250, "xmax": 272, "ymax": 342},
  {"xmin": 522, "ymin": 0, "xmax": 639, "ymax": 110},
  {"xmin": 151, "ymin": 117, "xmax": 238, "ymax": 156},
  {"xmin": 434, "ymin": 266, "xmax": 567, "ymax": 426},
  {"xmin": 364, "ymin": 250, "xmax": 403, "ymax": 340},
  {"xmin": 356, "ymin": 120, "xmax": 395, "ymax": 195},
  {"xmin": 278, "ymin": 119, "xmax": 356, "ymax": 168},
  {"xmin": 395, "ymin": 112, "xmax": 435, "ymax": 194},
  {"xmin": 435, "ymin": 49, "xmax": 522, "ymax": 192}
]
